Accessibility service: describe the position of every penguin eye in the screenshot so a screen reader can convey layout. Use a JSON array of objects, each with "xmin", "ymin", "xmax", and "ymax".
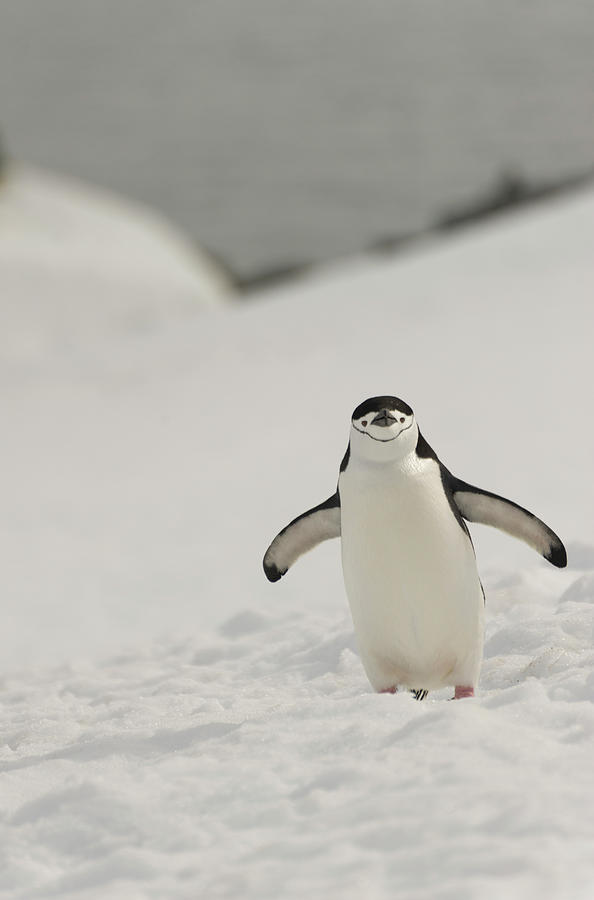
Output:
[
  {"xmin": 400, "ymin": 417, "xmax": 405, "ymax": 423},
  {"xmin": 361, "ymin": 420, "xmax": 368, "ymax": 427}
]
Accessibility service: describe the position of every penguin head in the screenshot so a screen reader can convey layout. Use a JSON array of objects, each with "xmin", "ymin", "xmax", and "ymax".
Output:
[{"xmin": 349, "ymin": 395, "xmax": 418, "ymax": 462}]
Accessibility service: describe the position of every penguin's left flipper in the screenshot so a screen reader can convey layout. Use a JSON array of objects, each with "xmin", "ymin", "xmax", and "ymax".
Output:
[
  {"xmin": 263, "ymin": 493, "xmax": 341, "ymax": 582},
  {"xmin": 447, "ymin": 474, "xmax": 567, "ymax": 568}
]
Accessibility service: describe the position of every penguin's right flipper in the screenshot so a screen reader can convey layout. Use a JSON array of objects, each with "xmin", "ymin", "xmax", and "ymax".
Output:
[{"xmin": 263, "ymin": 493, "xmax": 341, "ymax": 582}]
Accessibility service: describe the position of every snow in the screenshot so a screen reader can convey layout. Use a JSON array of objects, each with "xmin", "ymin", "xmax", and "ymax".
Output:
[
  {"xmin": 3, "ymin": 577, "xmax": 594, "ymax": 898},
  {"xmin": 2, "ymin": 183, "xmax": 594, "ymax": 897},
  {"xmin": 0, "ymin": 164, "xmax": 230, "ymax": 366}
]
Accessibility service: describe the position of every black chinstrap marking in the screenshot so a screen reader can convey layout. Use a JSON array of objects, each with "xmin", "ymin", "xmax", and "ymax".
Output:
[{"xmin": 352, "ymin": 422, "xmax": 413, "ymax": 443}]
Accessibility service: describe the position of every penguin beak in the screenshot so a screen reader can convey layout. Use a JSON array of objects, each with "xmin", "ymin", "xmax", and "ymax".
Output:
[{"xmin": 371, "ymin": 410, "xmax": 397, "ymax": 427}]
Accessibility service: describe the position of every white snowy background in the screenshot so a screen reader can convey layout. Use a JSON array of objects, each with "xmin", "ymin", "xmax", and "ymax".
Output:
[{"xmin": 1, "ymin": 169, "xmax": 593, "ymax": 898}]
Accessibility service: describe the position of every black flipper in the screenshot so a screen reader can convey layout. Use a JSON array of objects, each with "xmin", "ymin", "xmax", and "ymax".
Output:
[
  {"xmin": 263, "ymin": 493, "xmax": 341, "ymax": 582},
  {"xmin": 444, "ymin": 472, "xmax": 567, "ymax": 568}
]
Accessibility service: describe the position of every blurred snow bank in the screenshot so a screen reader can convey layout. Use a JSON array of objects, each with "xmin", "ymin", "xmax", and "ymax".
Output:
[{"xmin": 0, "ymin": 164, "xmax": 231, "ymax": 363}]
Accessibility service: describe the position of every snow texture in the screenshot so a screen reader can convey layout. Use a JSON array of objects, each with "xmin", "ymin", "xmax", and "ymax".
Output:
[
  {"xmin": 0, "ymin": 164, "xmax": 229, "ymax": 366},
  {"xmin": 1, "ymin": 178, "xmax": 594, "ymax": 897}
]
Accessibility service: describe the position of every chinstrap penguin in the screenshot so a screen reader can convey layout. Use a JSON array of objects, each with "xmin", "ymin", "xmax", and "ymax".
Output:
[{"xmin": 263, "ymin": 396, "xmax": 566, "ymax": 700}]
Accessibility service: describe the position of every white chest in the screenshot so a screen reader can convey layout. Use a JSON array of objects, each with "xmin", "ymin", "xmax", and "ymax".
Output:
[{"xmin": 338, "ymin": 456, "xmax": 484, "ymax": 690}]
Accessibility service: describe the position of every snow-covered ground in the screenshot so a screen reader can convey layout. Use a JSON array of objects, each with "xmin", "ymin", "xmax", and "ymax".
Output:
[
  {"xmin": 0, "ymin": 164, "xmax": 230, "ymax": 366},
  {"xmin": 1, "ymin": 184, "xmax": 594, "ymax": 897}
]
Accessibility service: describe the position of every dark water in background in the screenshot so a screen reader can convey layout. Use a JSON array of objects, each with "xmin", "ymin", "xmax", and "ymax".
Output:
[{"xmin": 1, "ymin": 1, "xmax": 593, "ymax": 278}]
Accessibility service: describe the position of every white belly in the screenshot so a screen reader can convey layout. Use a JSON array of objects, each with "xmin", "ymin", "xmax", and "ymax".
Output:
[{"xmin": 339, "ymin": 458, "xmax": 484, "ymax": 692}]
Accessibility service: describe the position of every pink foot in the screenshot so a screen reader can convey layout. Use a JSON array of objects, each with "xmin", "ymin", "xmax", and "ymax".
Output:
[
  {"xmin": 454, "ymin": 685, "xmax": 475, "ymax": 699},
  {"xmin": 379, "ymin": 686, "xmax": 397, "ymax": 694}
]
